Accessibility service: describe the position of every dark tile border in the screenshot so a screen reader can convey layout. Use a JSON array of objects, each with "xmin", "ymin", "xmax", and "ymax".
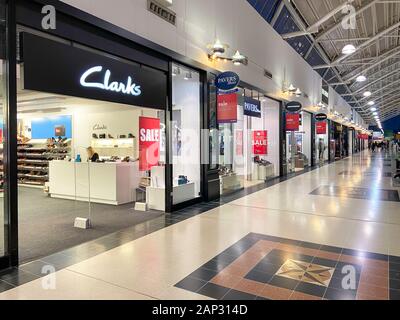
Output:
[{"xmin": 175, "ymin": 232, "xmax": 400, "ymax": 300}]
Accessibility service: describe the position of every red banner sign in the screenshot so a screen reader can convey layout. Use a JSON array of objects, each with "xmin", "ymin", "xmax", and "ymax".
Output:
[
  {"xmin": 217, "ymin": 93, "xmax": 238, "ymax": 124},
  {"xmin": 316, "ymin": 121, "xmax": 327, "ymax": 135},
  {"xmin": 139, "ymin": 116, "xmax": 160, "ymax": 171},
  {"xmin": 252, "ymin": 130, "xmax": 268, "ymax": 155},
  {"xmin": 358, "ymin": 134, "xmax": 369, "ymax": 140},
  {"xmin": 286, "ymin": 113, "xmax": 300, "ymax": 131}
]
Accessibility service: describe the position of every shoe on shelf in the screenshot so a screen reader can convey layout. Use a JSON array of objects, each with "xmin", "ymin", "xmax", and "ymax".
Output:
[
  {"xmin": 108, "ymin": 134, "xmax": 114, "ymax": 139},
  {"xmin": 128, "ymin": 133, "xmax": 135, "ymax": 139},
  {"xmin": 92, "ymin": 134, "xmax": 98, "ymax": 139}
]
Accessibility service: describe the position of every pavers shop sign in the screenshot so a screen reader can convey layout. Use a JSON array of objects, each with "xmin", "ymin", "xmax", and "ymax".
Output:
[
  {"xmin": 244, "ymin": 97, "xmax": 262, "ymax": 118},
  {"xmin": 215, "ymin": 71, "xmax": 240, "ymax": 92},
  {"xmin": 139, "ymin": 117, "xmax": 161, "ymax": 171}
]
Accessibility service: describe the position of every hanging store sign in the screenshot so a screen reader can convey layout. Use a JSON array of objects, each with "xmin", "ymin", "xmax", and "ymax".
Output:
[
  {"xmin": 215, "ymin": 71, "xmax": 240, "ymax": 91},
  {"xmin": 315, "ymin": 113, "xmax": 328, "ymax": 122},
  {"xmin": 286, "ymin": 113, "xmax": 300, "ymax": 131},
  {"xmin": 244, "ymin": 97, "xmax": 262, "ymax": 118},
  {"xmin": 316, "ymin": 121, "xmax": 327, "ymax": 135},
  {"xmin": 285, "ymin": 101, "xmax": 302, "ymax": 113},
  {"xmin": 21, "ymin": 32, "xmax": 167, "ymax": 109},
  {"xmin": 252, "ymin": 130, "xmax": 268, "ymax": 155},
  {"xmin": 139, "ymin": 117, "xmax": 161, "ymax": 171},
  {"xmin": 217, "ymin": 93, "xmax": 238, "ymax": 123}
]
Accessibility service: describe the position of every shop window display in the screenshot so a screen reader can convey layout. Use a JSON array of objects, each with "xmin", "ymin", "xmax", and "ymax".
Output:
[
  {"xmin": 171, "ymin": 64, "xmax": 201, "ymax": 205},
  {"xmin": 286, "ymin": 111, "xmax": 312, "ymax": 172},
  {"xmin": 218, "ymin": 89, "xmax": 280, "ymax": 194},
  {"xmin": 15, "ymin": 92, "xmax": 168, "ymax": 262},
  {"xmin": 218, "ymin": 90, "xmax": 245, "ymax": 195},
  {"xmin": 315, "ymin": 120, "xmax": 329, "ymax": 163}
]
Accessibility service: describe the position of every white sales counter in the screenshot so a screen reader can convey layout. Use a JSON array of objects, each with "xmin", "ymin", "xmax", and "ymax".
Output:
[{"xmin": 48, "ymin": 161, "xmax": 142, "ymax": 205}]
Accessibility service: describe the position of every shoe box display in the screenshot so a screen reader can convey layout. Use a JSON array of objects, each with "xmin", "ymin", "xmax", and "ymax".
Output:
[
  {"xmin": 92, "ymin": 133, "xmax": 136, "ymax": 139},
  {"xmin": 253, "ymin": 156, "xmax": 275, "ymax": 181}
]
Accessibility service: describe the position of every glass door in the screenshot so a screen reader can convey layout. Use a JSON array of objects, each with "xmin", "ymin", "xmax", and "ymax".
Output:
[
  {"xmin": 0, "ymin": 0, "xmax": 5, "ymax": 259},
  {"xmin": 0, "ymin": 0, "xmax": 16, "ymax": 264}
]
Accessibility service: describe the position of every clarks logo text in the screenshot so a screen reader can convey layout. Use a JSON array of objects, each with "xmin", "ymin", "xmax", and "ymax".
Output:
[{"xmin": 80, "ymin": 66, "xmax": 142, "ymax": 96}]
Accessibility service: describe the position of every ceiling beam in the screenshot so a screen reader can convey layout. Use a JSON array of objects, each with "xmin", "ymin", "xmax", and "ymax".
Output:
[
  {"xmin": 331, "ymin": 21, "xmax": 400, "ymax": 64},
  {"xmin": 282, "ymin": 2, "xmax": 350, "ymax": 39},
  {"xmin": 342, "ymin": 46, "xmax": 400, "ymax": 82},
  {"xmin": 282, "ymin": 0, "xmax": 360, "ymax": 110}
]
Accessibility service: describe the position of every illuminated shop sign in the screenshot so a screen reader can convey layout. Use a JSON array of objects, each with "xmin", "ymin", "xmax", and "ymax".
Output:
[
  {"xmin": 21, "ymin": 32, "xmax": 167, "ymax": 109},
  {"xmin": 80, "ymin": 66, "xmax": 142, "ymax": 96}
]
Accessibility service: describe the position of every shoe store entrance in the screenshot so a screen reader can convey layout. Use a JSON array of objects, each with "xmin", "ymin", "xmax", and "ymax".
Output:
[{"xmin": 15, "ymin": 33, "xmax": 171, "ymax": 263}]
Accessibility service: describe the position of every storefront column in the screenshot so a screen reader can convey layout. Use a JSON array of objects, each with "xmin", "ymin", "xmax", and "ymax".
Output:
[{"xmin": 2, "ymin": 0, "xmax": 18, "ymax": 267}]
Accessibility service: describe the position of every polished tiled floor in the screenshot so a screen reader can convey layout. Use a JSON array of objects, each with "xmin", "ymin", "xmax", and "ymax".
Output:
[{"xmin": 0, "ymin": 150, "xmax": 399, "ymax": 300}]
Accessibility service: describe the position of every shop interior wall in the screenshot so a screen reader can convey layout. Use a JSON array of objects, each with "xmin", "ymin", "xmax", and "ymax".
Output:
[
  {"xmin": 252, "ymin": 97, "xmax": 280, "ymax": 177},
  {"xmin": 172, "ymin": 70, "xmax": 201, "ymax": 197},
  {"xmin": 60, "ymin": 0, "xmax": 364, "ymax": 123},
  {"xmin": 301, "ymin": 112, "xmax": 312, "ymax": 165},
  {"xmin": 18, "ymin": 102, "xmax": 159, "ymax": 162}
]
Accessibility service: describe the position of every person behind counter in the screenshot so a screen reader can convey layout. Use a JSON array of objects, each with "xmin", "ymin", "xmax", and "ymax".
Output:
[{"xmin": 87, "ymin": 147, "xmax": 100, "ymax": 162}]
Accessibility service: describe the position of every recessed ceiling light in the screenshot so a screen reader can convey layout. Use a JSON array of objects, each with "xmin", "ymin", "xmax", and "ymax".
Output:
[
  {"xmin": 342, "ymin": 44, "xmax": 356, "ymax": 55},
  {"xmin": 373, "ymin": 112, "xmax": 378, "ymax": 116},
  {"xmin": 356, "ymin": 75, "xmax": 367, "ymax": 82},
  {"xmin": 370, "ymin": 107, "xmax": 377, "ymax": 112},
  {"xmin": 368, "ymin": 101, "xmax": 375, "ymax": 106},
  {"xmin": 363, "ymin": 91, "xmax": 372, "ymax": 97}
]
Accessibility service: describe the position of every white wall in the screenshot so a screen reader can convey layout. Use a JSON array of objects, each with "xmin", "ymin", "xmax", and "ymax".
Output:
[
  {"xmin": 172, "ymin": 68, "xmax": 201, "ymax": 198},
  {"xmin": 61, "ymin": 0, "xmax": 364, "ymax": 123},
  {"xmin": 252, "ymin": 97, "xmax": 280, "ymax": 176}
]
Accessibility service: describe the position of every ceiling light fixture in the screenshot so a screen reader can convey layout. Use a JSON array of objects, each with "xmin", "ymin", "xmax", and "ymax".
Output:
[
  {"xmin": 342, "ymin": 44, "xmax": 356, "ymax": 55},
  {"xmin": 232, "ymin": 50, "xmax": 248, "ymax": 66},
  {"xmin": 368, "ymin": 101, "xmax": 375, "ymax": 106},
  {"xmin": 370, "ymin": 107, "xmax": 377, "ymax": 112},
  {"xmin": 209, "ymin": 39, "xmax": 226, "ymax": 56},
  {"xmin": 363, "ymin": 91, "xmax": 372, "ymax": 97},
  {"xmin": 356, "ymin": 75, "xmax": 367, "ymax": 82}
]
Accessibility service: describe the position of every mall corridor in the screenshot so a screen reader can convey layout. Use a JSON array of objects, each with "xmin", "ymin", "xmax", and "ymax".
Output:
[{"xmin": 0, "ymin": 150, "xmax": 399, "ymax": 300}]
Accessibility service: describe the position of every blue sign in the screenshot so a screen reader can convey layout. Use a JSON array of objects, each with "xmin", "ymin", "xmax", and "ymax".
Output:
[
  {"xmin": 244, "ymin": 97, "xmax": 262, "ymax": 118},
  {"xmin": 31, "ymin": 115, "xmax": 72, "ymax": 139},
  {"xmin": 215, "ymin": 71, "xmax": 240, "ymax": 91}
]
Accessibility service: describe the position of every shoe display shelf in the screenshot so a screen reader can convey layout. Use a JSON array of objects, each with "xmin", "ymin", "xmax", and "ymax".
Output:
[
  {"xmin": 91, "ymin": 138, "xmax": 136, "ymax": 158},
  {"xmin": 17, "ymin": 139, "xmax": 71, "ymax": 188}
]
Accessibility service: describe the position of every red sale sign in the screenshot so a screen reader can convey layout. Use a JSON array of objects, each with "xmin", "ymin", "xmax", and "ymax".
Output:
[
  {"xmin": 286, "ymin": 113, "xmax": 300, "ymax": 131},
  {"xmin": 217, "ymin": 93, "xmax": 238, "ymax": 123},
  {"xmin": 316, "ymin": 121, "xmax": 327, "ymax": 135},
  {"xmin": 252, "ymin": 130, "xmax": 268, "ymax": 155},
  {"xmin": 139, "ymin": 117, "xmax": 160, "ymax": 171}
]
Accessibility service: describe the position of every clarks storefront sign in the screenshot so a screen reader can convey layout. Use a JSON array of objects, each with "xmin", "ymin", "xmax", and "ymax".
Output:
[{"xmin": 21, "ymin": 33, "xmax": 167, "ymax": 109}]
